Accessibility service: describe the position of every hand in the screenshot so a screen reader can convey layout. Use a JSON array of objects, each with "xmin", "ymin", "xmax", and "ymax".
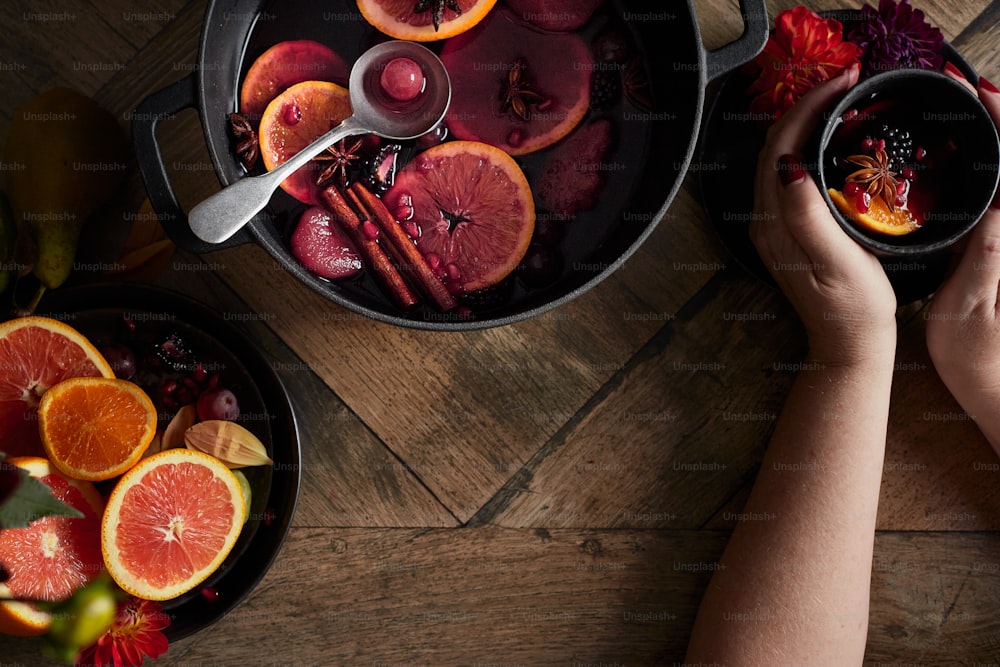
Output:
[
  {"xmin": 925, "ymin": 72, "xmax": 1000, "ymax": 448},
  {"xmin": 750, "ymin": 64, "xmax": 898, "ymax": 366}
]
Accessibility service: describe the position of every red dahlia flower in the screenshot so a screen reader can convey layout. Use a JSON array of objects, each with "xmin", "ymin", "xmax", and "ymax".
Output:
[
  {"xmin": 848, "ymin": 0, "xmax": 944, "ymax": 77},
  {"xmin": 746, "ymin": 6, "xmax": 862, "ymax": 121},
  {"xmin": 75, "ymin": 597, "xmax": 169, "ymax": 667}
]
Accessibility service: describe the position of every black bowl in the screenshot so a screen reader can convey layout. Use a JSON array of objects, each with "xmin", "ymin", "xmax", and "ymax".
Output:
[
  {"xmin": 36, "ymin": 284, "xmax": 301, "ymax": 641},
  {"xmin": 816, "ymin": 69, "xmax": 1000, "ymax": 257}
]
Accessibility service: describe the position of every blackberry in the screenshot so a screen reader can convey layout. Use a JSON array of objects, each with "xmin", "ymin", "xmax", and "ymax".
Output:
[
  {"xmin": 589, "ymin": 69, "xmax": 622, "ymax": 111},
  {"xmin": 881, "ymin": 124, "xmax": 913, "ymax": 173}
]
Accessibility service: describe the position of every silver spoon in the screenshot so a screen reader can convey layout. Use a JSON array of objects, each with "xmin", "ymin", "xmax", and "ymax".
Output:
[{"xmin": 189, "ymin": 41, "xmax": 451, "ymax": 244}]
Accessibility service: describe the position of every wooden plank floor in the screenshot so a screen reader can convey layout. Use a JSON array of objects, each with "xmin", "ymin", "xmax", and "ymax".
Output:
[{"xmin": 4, "ymin": 0, "xmax": 1000, "ymax": 665}]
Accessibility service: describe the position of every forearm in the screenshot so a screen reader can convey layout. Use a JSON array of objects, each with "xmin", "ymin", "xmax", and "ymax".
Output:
[{"xmin": 686, "ymin": 347, "xmax": 894, "ymax": 666}]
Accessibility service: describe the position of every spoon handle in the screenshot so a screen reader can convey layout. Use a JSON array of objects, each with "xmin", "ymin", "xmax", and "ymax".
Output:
[{"xmin": 189, "ymin": 115, "xmax": 367, "ymax": 244}]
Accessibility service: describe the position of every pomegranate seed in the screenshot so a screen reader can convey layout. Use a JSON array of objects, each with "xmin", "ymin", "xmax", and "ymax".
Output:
[
  {"xmin": 395, "ymin": 193, "xmax": 412, "ymax": 209},
  {"xmin": 915, "ymin": 146, "xmax": 927, "ymax": 161},
  {"xmin": 507, "ymin": 129, "xmax": 523, "ymax": 147},
  {"xmin": 896, "ymin": 180, "xmax": 907, "ymax": 195},
  {"xmin": 537, "ymin": 98, "xmax": 553, "ymax": 111},
  {"xmin": 861, "ymin": 137, "xmax": 875, "ymax": 152},
  {"xmin": 394, "ymin": 204, "xmax": 414, "ymax": 221},
  {"xmin": 844, "ymin": 181, "xmax": 862, "ymax": 197},
  {"xmin": 402, "ymin": 220, "xmax": 420, "ymax": 240},
  {"xmin": 194, "ymin": 362, "xmax": 206, "ymax": 383},
  {"xmin": 856, "ymin": 191, "xmax": 871, "ymax": 214},
  {"xmin": 361, "ymin": 220, "xmax": 380, "ymax": 241},
  {"xmin": 282, "ymin": 102, "xmax": 301, "ymax": 126},
  {"xmin": 842, "ymin": 108, "xmax": 859, "ymax": 122},
  {"xmin": 201, "ymin": 587, "xmax": 220, "ymax": 602},
  {"xmin": 162, "ymin": 380, "xmax": 178, "ymax": 396},
  {"xmin": 123, "ymin": 315, "xmax": 136, "ymax": 333},
  {"xmin": 901, "ymin": 167, "xmax": 916, "ymax": 181},
  {"xmin": 208, "ymin": 372, "xmax": 220, "ymax": 389},
  {"xmin": 896, "ymin": 194, "xmax": 907, "ymax": 207},
  {"xmin": 875, "ymin": 139, "xmax": 886, "ymax": 153},
  {"xmin": 445, "ymin": 263, "xmax": 462, "ymax": 281},
  {"xmin": 424, "ymin": 252, "xmax": 442, "ymax": 270}
]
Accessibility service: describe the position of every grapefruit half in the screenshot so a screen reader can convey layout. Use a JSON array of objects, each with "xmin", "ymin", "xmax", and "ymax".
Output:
[
  {"xmin": 0, "ymin": 457, "xmax": 105, "ymax": 636},
  {"xmin": 0, "ymin": 316, "xmax": 114, "ymax": 458},
  {"xmin": 101, "ymin": 448, "xmax": 246, "ymax": 601}
]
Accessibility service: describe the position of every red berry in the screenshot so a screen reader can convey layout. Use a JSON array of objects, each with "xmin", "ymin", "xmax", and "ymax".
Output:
[
  {"xmin": 856, "ymin": 191, "xmax": 871, "ymax": 214},
  {"xmin": 361, "ymin": 220, "xmax": 380, "ymax": 242},
  {"xmin": 901, "ymin": 167, "xmax": 916, "ymax": 181},
  {"xmin": 861, "ymin": 137, "xmax": 875, "ymax": 153},
  {"xmin": 282, "ymin": 102, "xmax": 301, "ymax": 126},
  {"xmin": 201, "ymin": 587, "xmax": 221, "ymax": 602},
  {"xmin": 380, "ymin": 57, "xmax": 424, "ymax": 102},
  {"xmin": 844, "ymin": 181, "xmax": 862, "ymax": 197},
  {"xmin": 915, "ymin": 146, "xmax": 927, "ymax": 161},
  {"xmin": 875, "ymin": 139, "xmax": 886, "ymax": 153},
  {"xmin": 196, "ymin": 387, "xmax": 240, "ymax": 421}
]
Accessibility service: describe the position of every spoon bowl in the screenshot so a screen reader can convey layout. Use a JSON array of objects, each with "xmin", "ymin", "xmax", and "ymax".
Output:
[{"xmin": 188, "ymin": 41, "xmax": 451, "ymax": 245}]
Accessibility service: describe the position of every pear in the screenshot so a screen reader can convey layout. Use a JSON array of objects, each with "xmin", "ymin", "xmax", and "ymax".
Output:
[{"xmin": 3, "ymin": 88, "xmax": 129, "ymax": 290}]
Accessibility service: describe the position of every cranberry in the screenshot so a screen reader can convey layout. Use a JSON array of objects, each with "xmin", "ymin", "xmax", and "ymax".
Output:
[
  {"xmin": 380, "ymin": 57, "xmax": 425, "ymax": 102},
  {"xmin": 196, "ymin": 387, "xmax": 240, "ymax": 421},
  {"xmin": 361, "ymin": 220, "xmax": 380, "ymax": 242},
  {"xmin": 282, "ymin": 102, "xmax": 301, "ymax": 126}
]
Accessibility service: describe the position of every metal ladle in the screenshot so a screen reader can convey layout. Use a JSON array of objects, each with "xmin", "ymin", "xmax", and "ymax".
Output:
[{"xmin": 189, "ymin": 41, "xmax": 451, "ymax": 244}]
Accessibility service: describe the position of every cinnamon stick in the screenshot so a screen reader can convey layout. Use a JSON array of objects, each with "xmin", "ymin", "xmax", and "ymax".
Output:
[
  {"xmin": 348, "ymin": 182, "xmax": 457, "ymax": 313},
  {"xmin": 321, "ymin": 186, "xmax": 418, "ymax": 309}
]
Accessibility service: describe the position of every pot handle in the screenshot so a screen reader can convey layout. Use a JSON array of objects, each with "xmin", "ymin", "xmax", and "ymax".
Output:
[
  {"xmin": 131, "ymin": 75, "xmax": 253, "ymax": 253},
  {"xmin": 702, "ymin": 0, "xmax": 770, "ymax": 83}
]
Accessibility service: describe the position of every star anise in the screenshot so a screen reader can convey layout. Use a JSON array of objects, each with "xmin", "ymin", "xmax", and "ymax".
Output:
[
  {"xmin": 314, "ymin": 138, "xmax": 364, "ymax": 188},
  {"xmin": 502, "ymin": 58, "xmax": 547, "ymax": 122},
  {"xmin": 844, "ymin": 149, "xmax": 899, "ymax": 212},
  {"xmin": 227, "ymin": 113, "xmax": 259, "ymax": 171},
  {"xmin": 414, "ymin": 0, "xmax": 461, "ymax": 32}
]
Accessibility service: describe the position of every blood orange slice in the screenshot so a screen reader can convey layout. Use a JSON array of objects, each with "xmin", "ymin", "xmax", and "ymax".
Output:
[
  {"xmin": 101, "ymin": 448, "xmax": 246, "ymax": 601},
  {"xmin": 0, "ymin": 457, "xmax": 105, "ymax": 636},
  {"xmin": 240, "ymin": 40, "xmax": 350, "ymax": 117},
  {"xmin": 383, "ymin": 141, "xmax": 535, "ymax": 293},
  {"xmin": 39, "ymin": 377, "xmax": 158, "ymax": 482},
  {"xmin": 828, "ymin": 188, "xmax": 921, "ymax": 236},
  {"xmin": 357, "ymin": 0, "xmax": 498, "ymax": 42},
  {"xmin": 440, "ymin": 6, "xmax": 593, "ymax": 155},
  {"xmin": 258, "ymin": 80, "xmax": 352, "ymax": 205},
  {"xmin": 0, "ymin": 316, "xmax": 114, "ymax": 459}
]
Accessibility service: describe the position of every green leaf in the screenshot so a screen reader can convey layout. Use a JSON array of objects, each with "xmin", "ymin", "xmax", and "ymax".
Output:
[{"xmin": 0, "ymin": 454, "xmax": 83, "ymax": 529}]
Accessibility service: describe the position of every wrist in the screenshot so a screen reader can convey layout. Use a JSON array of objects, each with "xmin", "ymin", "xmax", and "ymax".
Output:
[{"xmin": 807, "ymin": 326, "xmax": 897, "ymax": 370}]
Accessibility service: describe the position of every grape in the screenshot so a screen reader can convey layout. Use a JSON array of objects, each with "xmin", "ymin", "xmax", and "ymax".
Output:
[
  {"xmin": 196, "ymin": 387, "xmax": 240, "ymax": 421},
  {"xmin": 380, "ymin": 57, "xmax": 424, "ymax": 102},
  {"xmin": 100, "ymin": 343, "xmax": 137, "ymax": 380}
]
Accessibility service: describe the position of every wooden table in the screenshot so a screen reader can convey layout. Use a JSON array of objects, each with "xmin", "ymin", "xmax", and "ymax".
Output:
[{"xmin": 3, "ymin": 0, "xmax": 1000, "ymax": 664}]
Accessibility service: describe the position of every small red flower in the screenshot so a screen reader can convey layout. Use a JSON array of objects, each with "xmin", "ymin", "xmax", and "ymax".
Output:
[
  {"xmin": 747, "ymin": 5, "xmax": 862, "ymax": 121},
  {"xmin": 75, "ymin": 597, "xmax": 170, "ymax": 667}
]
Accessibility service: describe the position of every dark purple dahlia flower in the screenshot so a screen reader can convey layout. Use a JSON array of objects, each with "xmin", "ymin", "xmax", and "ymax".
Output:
[{"xmin": 848, "ymin": 0, "xmax": 944, "ymax": 77}]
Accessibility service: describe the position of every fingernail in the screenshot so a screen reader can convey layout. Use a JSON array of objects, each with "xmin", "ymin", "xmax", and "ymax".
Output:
[
  {"xmin": 979, "ymin": 75, "xmax": 1000, "ymax": 95},
  {"xmin": 777, "ymin": 154, "xmax": 807, "ymax": 187},
  {"xmin": 943, "ymin": 62, "xmax": 966, "ymax": 80}
]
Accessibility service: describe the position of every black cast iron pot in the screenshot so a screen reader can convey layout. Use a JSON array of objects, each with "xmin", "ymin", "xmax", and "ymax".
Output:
[{"xmin": 133, "ymin": 0, "xmax": 768, "ymax": 330}]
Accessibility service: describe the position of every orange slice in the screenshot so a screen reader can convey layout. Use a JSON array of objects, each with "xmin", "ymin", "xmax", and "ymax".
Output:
[
  {"xmin": 0, "ymin": 457, "xmax": 105, "ymax": 636},
  {"xmin": 258, "ymin": 80, "xmax": 352, "ymax": 205},
  {"xmin": 38, "ymin": 377, "xmax": 157, "ymax": 482},
  {"xmin": 101, "ymin": 448, "xmax": 246, "ymax": 601},
  {"xmin": 357, "ymin": 0, "xmax": 498, "ymax": 42},
  {"xmin": 829, "ymin": 188, "xmax": 921, "ymax": 237},
  {"xmin": 0, "ymin": 316, "xmax": 114, "ymax": 458}
]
